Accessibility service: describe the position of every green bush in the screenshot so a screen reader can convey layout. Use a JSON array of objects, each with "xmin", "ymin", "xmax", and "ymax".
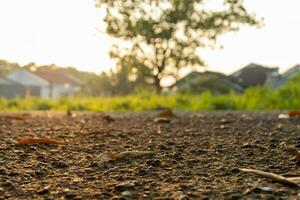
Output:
[{"xmin": 1, "ymin": 77, "xmax": 300, "ymax": 111}]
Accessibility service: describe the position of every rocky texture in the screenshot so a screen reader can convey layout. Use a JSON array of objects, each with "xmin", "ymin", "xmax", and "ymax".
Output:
[{"xmin": 0, "ymin": 111, "xmax": 300, "ymax": 199}]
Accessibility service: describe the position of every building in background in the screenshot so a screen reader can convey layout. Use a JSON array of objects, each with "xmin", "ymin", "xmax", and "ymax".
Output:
[
  {"xmin": 34, "ymin": 71, "xmax": 81, "ymax": 99},
  {"xmin": 172, "ymin": 71, "xmax": 243, "ymax": 94},
  {"xmin": 6, "ymin": 69, "xmax": 81, "ymax": 99},
  {"xmin": 230, "ymin": 63, "xmax": 279, "ymax": 88},
  {"xmin": 266, "ymin": 64, "xmax": 300, "ymax": 88},
  {"xmin": 0, "ymin": 76, "xmax": 33, "ymax": 98}
]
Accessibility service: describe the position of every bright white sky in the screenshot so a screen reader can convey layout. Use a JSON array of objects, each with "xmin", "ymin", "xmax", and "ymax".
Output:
[{"xmin": 0, "ymin": 0, "xmax": 299, "ymax": 75}]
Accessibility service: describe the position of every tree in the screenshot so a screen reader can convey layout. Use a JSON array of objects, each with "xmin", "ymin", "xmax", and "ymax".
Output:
[
  {"xmin": 95, "ymin": 0, "xmax": 261, "ymax": 92},
  {"xmin": 84, "ymin": 72, "xmax": 114, "ymax": 96},
  {"xmin": 0, "ymin": 59, "xmax": 20, "ymax": 75},
  {"xmin": 111, "ymin": 53, "xmax": 157, "ymax": 94}
]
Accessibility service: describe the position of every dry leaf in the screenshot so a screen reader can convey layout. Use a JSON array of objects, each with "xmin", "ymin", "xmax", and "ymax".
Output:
[
  {"xmin": 157, "ymin": 109, "xmax": 175, "ymax": 118},
  {"xmin": 288, "ymin": 110, "xmax": 300, "ymax": 118},
  {"xmin": 105, "ymin": 150, "xmax": 155, "ymax": 160},
  {"xmin": 285, "ymin": 177, "xmax": 300, "ymax": 185},
  {"xmin": 17, "ymin": 138, "xmax": 66, "ymax": 145},
  {"xmin": 0, "ymin": 115, "xmax": 26, "ymax": 121},
  {"xmin": 286, "ymin": 146, "xmax": 300, "ymax": 160},
  {"xmin": 239, "ymin": 168, "xmax": 299, "ymax": 187},
  {"xmin": 241, "ymin": 143, "xmax": 268, "ymax": 150},
  {"xmin": 99, "ymin": 153, "xmax": 114, "ymax": 162},
  {"xmin": 114, "ymin": 150, "xmax": 155, "ymax": 159},
  {"xmin": 154, "ymin": 117, "xmax": 171, "ymax": 123}
]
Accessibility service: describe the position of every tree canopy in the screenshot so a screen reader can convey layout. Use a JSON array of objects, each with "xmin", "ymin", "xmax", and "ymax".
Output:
[{"xmin": 96, "ymin": 0, "xmax": 261, "ymax": 92}]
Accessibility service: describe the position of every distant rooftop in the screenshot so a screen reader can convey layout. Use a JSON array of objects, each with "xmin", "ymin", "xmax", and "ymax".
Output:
[{"xmin": 34, "ymin": 71, "xmax": 81, "ymax": 86}]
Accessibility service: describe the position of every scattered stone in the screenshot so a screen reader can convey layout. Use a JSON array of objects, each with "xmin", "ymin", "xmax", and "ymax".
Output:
[
  {"xmin": 159, "ymin": 144, "xmax": 168, "ymax": 150},
  {"xmin": 121, "ymin": 190, "xmax": 132, "ymax": 197},
  {"xmin": 1, "ymin": 111, "xmax": 300, "ymax": 199},
  {"xmin": 51, "ymin": 161, "xmax": 69, "ymax": 169},
  {"xmin": 187, "ymin": 159, "xmax": 199, "ymax": 166},
  {"xmin": 0, "ymin": 180, "xmax": 15, "ymax": 190},
  {"xmin": 171, "ymin": 191, "xmax": 188, "ymax": 200},
  {"xmin": 278, "ymin": 114, "xmax": 289, "ymax": 119},
  {"xmin": 115, "ymin": 181, "xmax": 136, "ymax": 192},
  {"xmin": 276, "ymin": 123, "xmax": 283, "ymax": 131},
  {"xmin": 35, "ymin": 167, "xmax": 48, "ymax": 177},
  {"xmin": 220, "ymin": 118, "xmax": 231, "ymax": 124},
  {"xmin": 0, "ymin": 180, "xmax": 24, "ymax": 196},
  {"xmin": 37, "ymin": 186, "xmax": 51, "ymax": 195},
  {"xmin": 64, "ymin": 193, "xmax": 82, "ymax": 200},
  {"xmin": 146, "ymin": 159, "xmax": 161, "ymax": 167}
]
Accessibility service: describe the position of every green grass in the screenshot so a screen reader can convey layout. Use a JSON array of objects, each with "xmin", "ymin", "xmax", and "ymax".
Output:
[
  {"xmin": 0, "ymin": 88, "xmax": 298, "ymax": 111},
  {"xmin": 1, "ymin": 76, "xmax": 300, "ymax": 111}
]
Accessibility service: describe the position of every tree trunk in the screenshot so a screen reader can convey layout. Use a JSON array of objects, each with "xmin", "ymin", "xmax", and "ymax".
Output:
[{"xmin": 153, "ymin": 75, "xmax": 162, "ymax": 94}]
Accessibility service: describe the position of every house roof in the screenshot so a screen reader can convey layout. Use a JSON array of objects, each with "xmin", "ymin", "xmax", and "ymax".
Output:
[
  {"xmin": 283, "ymin": 64, "xmax": 300, "ymax": 77},
  {"xmin": 173, "ymin": 70, "xmax": 244, "ymax": 93},
  {"xmin": 230, "ymin": 63, "xmax": 279, "ymax": 87},
  {"xmin": 231, "ymin": 63, "xmax": 279, "ymax": 77},
  {"xmin": 34, "ymin": 72, "xmax": 81, "ymax": 86},
  {"xmin": 0, "ymin": 76, "xmax": 22, "ymax": 85},
  {"xmin": 176, "ymin": 71, "xmax": 227, "ymax": 83}
]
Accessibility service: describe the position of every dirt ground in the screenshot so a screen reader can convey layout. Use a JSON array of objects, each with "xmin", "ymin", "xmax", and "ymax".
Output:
[{"xmin": 1, "ymin": 111, "xmax": 300, "ymax": 199}]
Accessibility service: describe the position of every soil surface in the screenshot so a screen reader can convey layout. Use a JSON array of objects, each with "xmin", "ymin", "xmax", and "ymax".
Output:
[{"xmin": 1, "ymin": 111, "xmax": 300, "ymax": 199}]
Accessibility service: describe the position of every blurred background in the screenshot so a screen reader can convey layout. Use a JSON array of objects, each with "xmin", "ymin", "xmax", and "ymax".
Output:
[{"xmin": 0, "ymin": 0, "xmax": 299, "ymax": 111}]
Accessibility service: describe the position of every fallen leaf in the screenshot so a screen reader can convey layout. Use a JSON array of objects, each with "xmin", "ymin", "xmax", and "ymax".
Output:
[
  {"xmin": 239, "ymin": 168, "xmax": 299, "ymax": 187},
  {"xmin": 0, "ymin": 115, "xmax": 26, "ymax": 121},
  {"xmin": 241, "ymin": 143, "xmax": 268, "ymax": 150},
  {"xmin": 154, "ymin": 117, "xmax": 171, "ymax": 123},
  {"xmin": 243, "ymin": 186, "xmax": 273, "ymax": 195},
  {"xmin": 99, "ymin": 153, "xmax": 114, "ymax": 162},
  {"xmin": 288, "ymin": 110, "xmax": 300, "ymax": 118},
  {"xmin": 17, "ymin": 138, "xmax": 66, "ymax": 145},
  {"xmin": 157, "ymin": 109, "xmax": 175, "ymax": 118},
  {"xmin": 285, "ymin": 177, "xmax": 300, "ymax": 185},
  {"xmin": 286, "ymin": 146, "xmax": 300, "ymax": 160}
]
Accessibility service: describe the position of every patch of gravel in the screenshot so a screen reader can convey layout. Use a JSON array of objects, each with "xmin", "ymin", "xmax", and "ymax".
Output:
[{"xmin": 0, "ymin": 111, "xmax": 300, "ymax": 199}]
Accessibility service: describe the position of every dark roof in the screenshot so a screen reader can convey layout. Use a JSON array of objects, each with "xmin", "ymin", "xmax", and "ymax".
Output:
[
  {"xmin": 176, "ymin": 71, "xmax": 230, "ymax": 85},
  {"xmin": 34, "ymin": 72, "xmax": 81, "ymax": 86},
  {"xmin": 230, "ymin": 63, "xmax": 279, "ymax": 87},
  {"xmin": 173, "ymin": 70, "xmax": 243, "ymax": 93},
  {"xmin": 231, "ymin": 63, "xmax": 278, "ymax": 76}
]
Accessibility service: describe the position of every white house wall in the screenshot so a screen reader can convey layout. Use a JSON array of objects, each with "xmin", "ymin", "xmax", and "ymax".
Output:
[
  {"xmin": 7, "ymin": 69, "xmax": 81, "ymax": 99},
  {"xmin": 52, "ymin": 85, "xmax": 81, "ymax": 99},
  {"xmin": 7, "ymin": 69, "xmax": 51, "ymax": 99},
  {"xmin": 41, "ymin": 86, "xmax": 50, "ymax": 99}
]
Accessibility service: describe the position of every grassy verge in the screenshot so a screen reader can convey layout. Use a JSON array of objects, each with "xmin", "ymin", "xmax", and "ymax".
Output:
[{"xmin": 1, "ymin": 81, "xmax": 300, "ymax": 111}]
